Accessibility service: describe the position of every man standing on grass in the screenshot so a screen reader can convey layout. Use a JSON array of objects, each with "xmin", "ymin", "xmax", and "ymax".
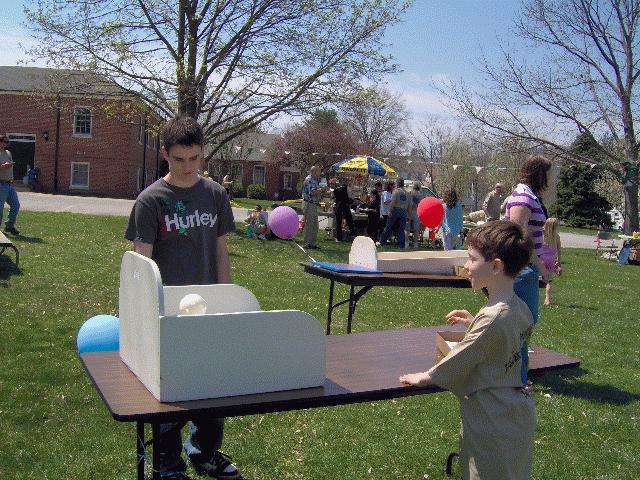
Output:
[
  {"xmin": 0, "ymin": 135, "xmax": 20, "ymax": 235},
  {"xmin": 125, "ymin": 115, "xmax": 242, "ymax": 480},
  {"xmin": 302, "ymin": 165, "xmax": 325, "ymax": 249},
  {"xmin": 482, "ymin": 182, "xmax": 504, "ymax": 222}
]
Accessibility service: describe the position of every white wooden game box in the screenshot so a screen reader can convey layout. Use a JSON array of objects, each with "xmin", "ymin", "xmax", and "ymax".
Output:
[
  {"xmin": 348, "ymin": 236, "xmax": 468, "ymax": 275},
  {"xmin": 118, "ymin": 251, "xmax": 325, "ymax": 403}
]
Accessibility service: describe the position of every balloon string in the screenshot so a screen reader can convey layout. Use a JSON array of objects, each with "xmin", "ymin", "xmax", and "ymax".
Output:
[{"xmin": 292, "ymin": 239, "xmax": 316, "ymax": 263}]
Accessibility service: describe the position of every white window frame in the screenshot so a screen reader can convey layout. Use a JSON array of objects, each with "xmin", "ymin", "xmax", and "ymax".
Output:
[
  {"xmin": 73, "ymin": 107, "xmax": 92, "ymax": 137},
  {"xmin": 253, "ymin": 165, "xmax": 265, "ymax": 186},
  {"xmin": 283, "ymin": 173, "xmax": 293, "ymax": 190},
  {"xmin": 70, "ymin": 162, "xmax": 90, "ymax": 189}
]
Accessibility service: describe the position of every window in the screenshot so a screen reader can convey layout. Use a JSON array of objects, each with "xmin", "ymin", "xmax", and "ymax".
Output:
[
  {"xmin": 283, "ymin": 173, "xmax": 293, "ymax": 189},
  {"xmin": 70, "ymin": 162, "xmax": 90, "ymax": 188},
  {"xmin": 253, "ymin": 165, "xmax": 265, "ymax": 186},
  {"xmin": 231, "ymin": 164, "xmax": 243, "ymax": 183},
  {"xmin": 74, "ymin": 107, "xmax": 92, "ymax": 136}
]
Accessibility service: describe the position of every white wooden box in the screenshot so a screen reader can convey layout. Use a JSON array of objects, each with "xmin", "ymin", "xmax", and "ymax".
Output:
[
  {"xmin": 348, "ymin": 236, "xmax": 468, "ymax": 275},
  {"xmin": 118, "ymin": 251, "xmax": 325, "ymax": 402},
  {"xmin": 376, "ymin": 250, "xmax": 468, "ymax": 274}
]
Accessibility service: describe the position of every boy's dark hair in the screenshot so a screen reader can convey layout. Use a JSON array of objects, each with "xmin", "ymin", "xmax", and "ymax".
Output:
[
  {"xmin": 517, "ymin": 155, "xmax": 552, "ymax": 193},
  {"xmin": 374, "ymin": 181, "xmax": 382, "ymax": 188},
  {"xmin": 466, "ymin": 221, "xmax": 532, "ymax": 277},
  {"xmin": 162, "ymin": 115, "xmax": 204, "ymax": 151}
]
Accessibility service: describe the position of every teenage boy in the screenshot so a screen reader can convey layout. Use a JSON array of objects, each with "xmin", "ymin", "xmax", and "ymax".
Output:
[
  {"xmin": 125, "ymin": 116, "xmax": 242, "ymax": 480},
  {"xmin": 400, "ymin": 221, "xmax": 536, "ymax": 480},
  {"xmin": 0, "ymin": 135, "xmax": 20, "ymax": 235}
]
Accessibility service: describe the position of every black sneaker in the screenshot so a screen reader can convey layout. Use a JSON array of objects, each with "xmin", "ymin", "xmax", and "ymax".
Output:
[
  {"xmin": 191, "ymin": 451, "xmax": 243, "ymax": 479},
  {"xmin": 4, "ymin": 226, "xmax": 19, "ymax": 235}
]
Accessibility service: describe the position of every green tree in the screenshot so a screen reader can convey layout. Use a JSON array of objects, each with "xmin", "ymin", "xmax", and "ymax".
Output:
[
  {"xmin": 553, "ymin": 132, "xmax": 612, "ymax": 228},
  {"xmin": 25, "ymin": 0, "xmax": 411, "ymax": 157}
]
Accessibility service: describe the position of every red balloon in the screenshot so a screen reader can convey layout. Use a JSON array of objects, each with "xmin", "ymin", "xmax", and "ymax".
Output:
[{"xmin": 417, "ymin": 197, "xmax": 444, "ymax": 229}]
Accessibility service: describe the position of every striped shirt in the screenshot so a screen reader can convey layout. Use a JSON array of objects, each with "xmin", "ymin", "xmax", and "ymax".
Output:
[{"xmin": 504, "ymin": 183, "xmax": 547, "ymax": 258}]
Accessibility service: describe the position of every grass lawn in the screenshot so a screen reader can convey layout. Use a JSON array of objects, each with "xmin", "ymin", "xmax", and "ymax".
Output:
[
  {"xmin": 231, "ymin": 198, "xmax": 278, "ymax": 210},
  {"xmin": 1, "ymin": 211, "xmax": 639, "ymax": 479}
]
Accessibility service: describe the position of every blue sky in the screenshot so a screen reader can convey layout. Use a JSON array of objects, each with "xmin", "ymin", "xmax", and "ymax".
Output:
[{"xmin": 0, "ymin": 0, "xmax": 525, "ymax": 124}]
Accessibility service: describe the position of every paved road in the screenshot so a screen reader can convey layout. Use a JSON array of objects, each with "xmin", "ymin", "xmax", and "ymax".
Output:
[{"xmin": 13, "ymin": 192, "xmax": 614, "ymax": 249}]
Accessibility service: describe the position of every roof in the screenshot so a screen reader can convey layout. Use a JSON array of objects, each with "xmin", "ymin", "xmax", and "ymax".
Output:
[
  {"xmin": 207, "ymin": 132, "xmax": 281, "ymax": 162},
  {"xmin": 0, "ymin": 66, "xmax": 132, "ymax": 97}
]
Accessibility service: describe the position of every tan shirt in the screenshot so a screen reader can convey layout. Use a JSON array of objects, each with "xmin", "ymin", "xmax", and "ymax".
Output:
[
  {"xmin": 483, "ymin": 190, "xmax": 503, "ymax": 220},
  {"xmin": 0, "ymin": 150, "xmax": 13, "ymax": 181},
  {"xmin": 428, "ymin": 296, "xmax": 534, "ymax": 397}
]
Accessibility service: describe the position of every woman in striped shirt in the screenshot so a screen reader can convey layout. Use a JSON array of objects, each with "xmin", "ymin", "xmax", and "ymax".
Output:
[{"xmin": 504, "ymin": 155, "xmax": 552, "ymax": 383}]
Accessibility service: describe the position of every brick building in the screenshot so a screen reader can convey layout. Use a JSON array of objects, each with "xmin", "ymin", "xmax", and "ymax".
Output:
[
  {"xmin": 207, "ymin": 132, "xmax": 302, "ymax": 200},
  {"xmin": 0, "ymin": 66, "xmax": 163, "ymax": 198}
]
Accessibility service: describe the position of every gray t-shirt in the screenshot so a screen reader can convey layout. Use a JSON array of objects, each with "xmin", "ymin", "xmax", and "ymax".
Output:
[
  {"xmin": 0, "ymin": 150, "xmax": 13, "ymax": 181},
  {"xmin": 125, "ymin": 177, "xmax": 235, "ymax": 286}
]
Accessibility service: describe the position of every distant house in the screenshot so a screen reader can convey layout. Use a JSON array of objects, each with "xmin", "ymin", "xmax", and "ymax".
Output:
[
  {"xmin": 0, "ymin": 66, "xmax": 163, "ymax": 198},
  {"xmin": 206, "ymin": 132, "xmax": 301, "ymax": 200}
]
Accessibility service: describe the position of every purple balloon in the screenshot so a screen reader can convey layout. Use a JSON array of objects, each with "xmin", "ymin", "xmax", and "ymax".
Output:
[{"xmin": 268, "ymin": 206, "xmax": 300, "ymax": 239}]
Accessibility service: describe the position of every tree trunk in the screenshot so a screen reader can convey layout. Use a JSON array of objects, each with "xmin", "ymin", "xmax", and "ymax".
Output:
[{"xmin": 623, "ymin": 181, "xmax": 639, "ymax": 233}]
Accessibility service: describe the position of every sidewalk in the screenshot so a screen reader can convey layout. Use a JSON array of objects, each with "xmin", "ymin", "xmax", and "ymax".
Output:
[
  {"xmin": 12, "ymin": 192, "xmax": 610, "ymax": 249},
  {"xmin": 14, "ymin": 191, "xmax": 271, "ymax": 224}
]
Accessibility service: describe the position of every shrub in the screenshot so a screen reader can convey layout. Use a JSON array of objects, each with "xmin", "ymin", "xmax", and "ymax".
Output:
[
  {"xmin": 247, "ymin": 183, "xmax": 266, "ymax": 199},
  {"xmin": 232, "ymin": 181, "xmax": 244, "ymax": 198}
]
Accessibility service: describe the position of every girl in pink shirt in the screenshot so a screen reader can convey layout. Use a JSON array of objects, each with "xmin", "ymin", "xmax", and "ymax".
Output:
[{"xmin": 541, "ymin": 217, "xmax": 562, "ymax": 305}]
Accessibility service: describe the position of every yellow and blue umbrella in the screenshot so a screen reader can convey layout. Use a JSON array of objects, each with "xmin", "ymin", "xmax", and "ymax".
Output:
[{"xmin": 330, "ymin": 155, "xmax": 397, "ymax": 177}]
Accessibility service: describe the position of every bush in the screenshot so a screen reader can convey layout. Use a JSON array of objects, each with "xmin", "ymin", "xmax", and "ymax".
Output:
[
  {"xmin": 247, "ymin": 183, "xmax": 266, "ymax": 199},
  {"xmin": 232, "ymin": 181, "xmax": 244, "ymax": 198},
  {"xmin": 553, "ymin": 163, "xmax": 612, "ymax": 229}
]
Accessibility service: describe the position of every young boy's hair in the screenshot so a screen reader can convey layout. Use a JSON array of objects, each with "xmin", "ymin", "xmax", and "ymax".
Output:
[
  {"xmin": 162, "ymin": 115, "xmax": 204, "ymax": 151},
  {"xmin": 466, "ymin": 221, "xmax": 533, "ymax": 277}
]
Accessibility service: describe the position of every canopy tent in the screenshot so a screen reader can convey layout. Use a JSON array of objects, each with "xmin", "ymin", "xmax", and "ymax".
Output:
[{"xmin": 330, "ymin": 156, "xmax": 397, "ymax": 178}]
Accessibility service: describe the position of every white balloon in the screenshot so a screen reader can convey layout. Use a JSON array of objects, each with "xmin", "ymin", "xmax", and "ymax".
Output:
[{"xmin": 179, "ymin": 293, "xmax": 207, "ymax": 315}]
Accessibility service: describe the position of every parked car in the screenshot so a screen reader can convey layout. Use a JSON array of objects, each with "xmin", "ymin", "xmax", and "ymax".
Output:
[{"xmin": 608, "ymin": 208, "xmax": 624, "ymax": 231}]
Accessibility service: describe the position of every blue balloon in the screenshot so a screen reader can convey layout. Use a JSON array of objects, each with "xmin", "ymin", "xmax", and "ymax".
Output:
[{"xmin": 77, "ymin": 315, "xmax": 119, "ymax": 353}]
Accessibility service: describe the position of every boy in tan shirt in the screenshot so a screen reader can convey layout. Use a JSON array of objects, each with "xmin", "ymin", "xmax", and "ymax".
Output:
[{"xmin": 400, "ymin": 221, "xmax": 536, "ymax": 480}]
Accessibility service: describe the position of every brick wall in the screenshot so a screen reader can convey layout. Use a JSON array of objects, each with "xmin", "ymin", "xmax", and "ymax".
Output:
[{"xmin": 0, "ymin": 92, "xmax": 160, "ymax": 198}]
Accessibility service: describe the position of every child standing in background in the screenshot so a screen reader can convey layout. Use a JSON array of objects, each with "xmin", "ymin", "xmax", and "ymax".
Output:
[{"xmin": 541, "ymin": 217, "xmax": 562, "ymax": 305}]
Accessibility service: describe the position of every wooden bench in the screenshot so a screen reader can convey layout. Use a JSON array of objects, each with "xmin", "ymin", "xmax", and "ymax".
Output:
[
  {"xmin": 0, "ymin": 231, "xmax": 19, "ymax": 267},
  {"xmin": 594, "ymin": 230, "xmax": 618, "ymax": 259}
]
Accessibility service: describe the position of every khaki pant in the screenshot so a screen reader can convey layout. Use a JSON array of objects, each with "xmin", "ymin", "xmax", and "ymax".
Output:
[{"xmin": 302, "ymin": 201, "xmax": 318, "ymax": 247}]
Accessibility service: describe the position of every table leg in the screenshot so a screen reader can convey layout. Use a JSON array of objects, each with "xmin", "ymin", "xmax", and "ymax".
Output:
[
  {"xmin": 347, "ymin": 285, "xmax": 355, "ymax": 334},
  {"xmin": 137, "ymin": 421, "xmax": 145, "ymax": 480},
  {"xmin": 327, "ymin": 280, "xmax": 335, "ymax": 335},
  {"xmin": 152, "ymin": 423, "xmax": 161, "ymax": 480},
  {"xmin": 445, "ymin": 450, "xmax": 459, "ymax": 476},
  {"xmin": 347, "ymin": 286, "xmax": 372, "ymax": 334}
]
